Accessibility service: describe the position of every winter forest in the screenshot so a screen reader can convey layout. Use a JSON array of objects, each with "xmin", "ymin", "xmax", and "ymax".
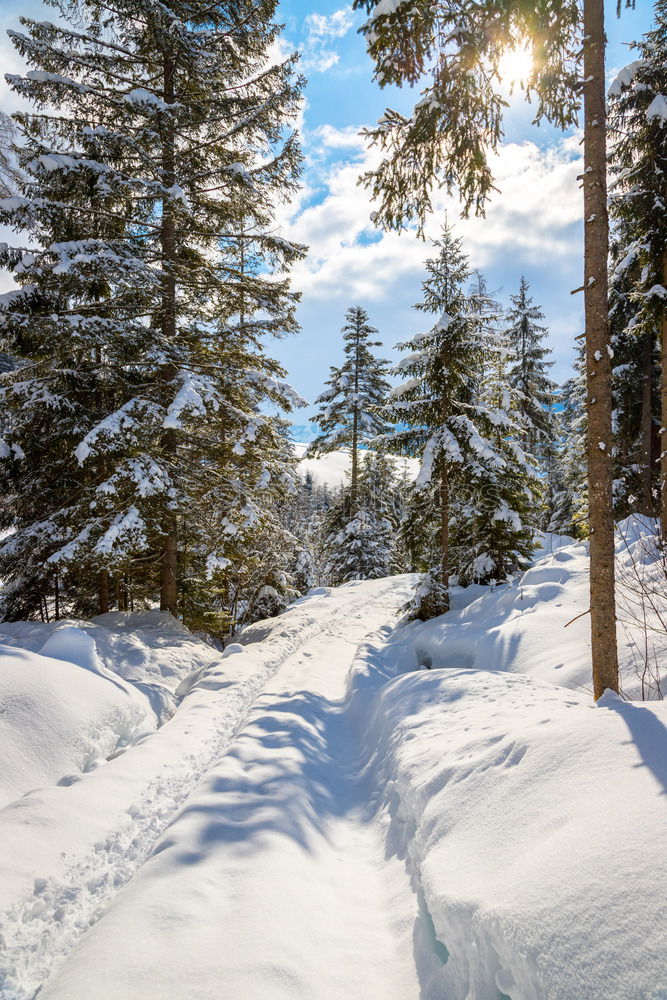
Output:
[{"xmin": 1, "ymin": 0, "xmax": 667, "ymax": 997}]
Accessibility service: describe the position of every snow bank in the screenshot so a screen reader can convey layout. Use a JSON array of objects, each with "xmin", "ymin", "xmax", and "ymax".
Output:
[
  {"xmin": 0, "ymin": 645, "xmax": 150, "ymax": 808},
  {"xmin": 367, "ymin": 666, "xmax": 667, "ymax": 1000},
  {"xmin": 382, "ymin": 517, "xmax": 666, "ymax": 699},
  {"xmin": 0, "ymin": 614, "xmax": 222, "ymax": 807},
  {"xmin": 0, "ymin": 612, "xmax": 220, "ymax": 723}
]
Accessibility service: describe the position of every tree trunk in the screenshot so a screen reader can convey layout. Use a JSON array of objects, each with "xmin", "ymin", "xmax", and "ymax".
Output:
[
  {"xmin": 159, "ymin": 48, "xmax": 178, "ymax": 615},
  {"xmin": 98, "ymin": 569, "xmax": 110, "ymax": 615},
  {"xmin": 638, "ymin": 331, "xmax": 654, "ymax": 516},
  {"xmin": 117, "ymin": 575, "xmax": 128, "ymax": 612},
  {"xmin": 439, "ymin": 466, "xmax": 450, "ymax": 614},
  {"xmin": 54, "ymin": 572, "xmax": 60, "ymax": 621},
  {"xmin": 661, "ymin": 250, "xmax": 667, "ymax": 540},
  {"xmin": 351, "ymin": 410, "xmax": 358, "ymax": 516},
  {"xmin": 583, "ymin": 0, "xmax": 619, "ymax": 698},
  {"xmin": 350, "ymin": 323, "xmax": 361, "ymax": 516}
]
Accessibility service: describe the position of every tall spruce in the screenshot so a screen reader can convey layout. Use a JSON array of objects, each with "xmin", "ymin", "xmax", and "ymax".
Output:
[
  {"xmin": 385, "ymin": 228, "xmax": 537, "ymax": 617},
  {"xmin": 354, "ymin": 0, "xmax": 619, "ymax": 696},
  {"xmin": 608, "ymin": 9, "xmax": 667, "ymax": 526},
  {"xmin": 0, "ymin": 0, "xmax": 304, "ymax": 621},
  {"xmin": 504, "ymin": 277, "xmax": 557, "ymax": 464},
  {"xmin": 308, "ymin": 305, "xmax": 390, "ymax": 512}
]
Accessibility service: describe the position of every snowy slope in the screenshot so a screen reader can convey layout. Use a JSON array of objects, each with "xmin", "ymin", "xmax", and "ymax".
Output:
[{"xmin": 294, "ymin": 441, "xmax": 419, "ymax": 488}]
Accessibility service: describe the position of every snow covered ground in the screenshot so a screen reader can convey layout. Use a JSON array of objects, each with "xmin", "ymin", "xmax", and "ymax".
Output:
[{"xmin": 1, "ymin": 521, "xmax": 667, "ymax": 998}]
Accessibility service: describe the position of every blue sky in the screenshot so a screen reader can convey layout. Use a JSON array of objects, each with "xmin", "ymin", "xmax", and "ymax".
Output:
[{"xmin": 0, "ymin": 0, "xmax": 656, "ymax": 418}]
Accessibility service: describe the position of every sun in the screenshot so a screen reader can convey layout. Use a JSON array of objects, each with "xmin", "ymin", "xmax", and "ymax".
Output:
[{"xmin": 497, "ymin": 44, "xmax": 533, "ymax": 87}]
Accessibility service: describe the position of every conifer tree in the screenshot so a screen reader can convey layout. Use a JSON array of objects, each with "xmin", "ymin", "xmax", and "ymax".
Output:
[
  {"xmin": 504, "ymin": 277, "xmax": 557, "ymax": 465},
  {"xmin": 322, "ymin": 449, "xmax": 396, "ymax": 584},
  {"xmin": 385, "ymin": 227, "xmax": 537, "ymax": 617},
  {"xmin": 608, "ymin": 12, "xmax": 667, "ymax": 525},
  {"xmin": 556, "ymin": 352, "xmax": 589, "ymax": 538},
  {"xmin": 308, "ymin": 306, "xmax": 390, "ymax": 512},
  {"xmin": 0, "ymin": 0, "xmax": 304, "ymax": 620}
]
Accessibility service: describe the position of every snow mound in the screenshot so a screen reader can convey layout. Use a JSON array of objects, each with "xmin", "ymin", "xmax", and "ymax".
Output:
[
  {"xmin": 39, "ymin": 626, "xmax": 103, "ymax": 673},
  {"xmin": 368, "ymin": 666, "xmax": 667, "ymax": 1000},
  {"xmin": 0, "ymin": 645, "xmax": 150, "ymax": 807}
]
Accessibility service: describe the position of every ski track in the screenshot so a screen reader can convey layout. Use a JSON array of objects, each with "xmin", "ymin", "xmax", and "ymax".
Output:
[{"xmin": 0, "ymin": 581, "xmax": 409, "ymax": 1000}]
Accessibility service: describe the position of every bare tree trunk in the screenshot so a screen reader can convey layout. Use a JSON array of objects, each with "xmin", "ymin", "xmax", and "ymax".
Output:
[
  {"xmin": 159, "ymin": 48, "xmax": 178, "ymax": 615},
  {"xmin": 54, "ymin": 573, "xmax": 60, "ymax": 621},
  {"xmin": 583, "ymin": 0, "xmax": 619, "ymax": 698},
  {"xmin": 638, "ymin": 332, "xmax": 654, "ymax": 516},
  {"xmin": 661, "ymin": 251, "xmax": 667, "ymax": 540},
  {"xmin": 98, "ymin": 569, "xmax": 110, "ymax": 615}
]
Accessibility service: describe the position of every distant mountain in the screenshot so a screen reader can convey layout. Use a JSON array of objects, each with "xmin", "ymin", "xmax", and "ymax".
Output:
[{"xmin": 287, "ymin": 423, "xmax": 320, "ymax": 444}]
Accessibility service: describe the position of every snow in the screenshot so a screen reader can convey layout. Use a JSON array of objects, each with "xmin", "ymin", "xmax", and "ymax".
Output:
[
  {"xmin": 646, "ymin": 93, "xmax": 667, "ymax": 122},
  {"xmin": 294, "ymin": 441, "xmax": 418, "ymax": 488},
  {"xmin": 2, "ymin": 522, "xmax": 667, "ymax": 998},
  {"xmin": 608, "ymin": 59, "xmax": 646, "ymax": 97}
]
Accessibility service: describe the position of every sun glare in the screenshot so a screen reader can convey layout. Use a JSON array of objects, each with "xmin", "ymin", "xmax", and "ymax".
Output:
[{"xmin": 498, "ymin": 45, "xmax": 533, "ymax": 87}]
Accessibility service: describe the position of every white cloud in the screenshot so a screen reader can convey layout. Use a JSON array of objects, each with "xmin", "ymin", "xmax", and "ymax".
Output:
[
  {"xmin": 304, "ymin": 9, "xmax": 355, "ymax": 39},
  {"xmin": 280, "ymin": 126, "xmax": 583, "ymax": 303},
  {"xmin": 300, "ymin": 8, "xmax": 356, "ymax": 73}
]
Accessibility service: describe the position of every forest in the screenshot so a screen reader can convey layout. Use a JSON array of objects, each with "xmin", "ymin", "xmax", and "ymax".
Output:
[{"xmin": 1, "ymin": 0, "xmax": 667, "ymax": 997}]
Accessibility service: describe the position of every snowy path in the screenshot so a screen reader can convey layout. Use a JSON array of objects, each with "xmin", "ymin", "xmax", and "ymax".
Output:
[{"xmin": 2, "ymin": 577, "xmax": 422, "ymax": 1000}]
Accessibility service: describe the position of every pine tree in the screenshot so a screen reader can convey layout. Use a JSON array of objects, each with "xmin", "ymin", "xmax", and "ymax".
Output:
[
  {"xmin": 0, "ymin": 0, "xmax": 304, "ymax": 621},
  {"xmin": 308, "ymin": 306, "xmax": 390, "ymax": 513},
  {"xmin": 556, "ymin": 352, "xmax": 589, "ymax": 538},
  {"xmin": 504, "ymin": 277, "xmax": 557, "ymax": 465}
]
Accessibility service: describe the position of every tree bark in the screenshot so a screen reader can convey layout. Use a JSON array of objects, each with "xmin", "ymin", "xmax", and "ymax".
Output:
[
  {"xmin": 583, "ymin": 0, "xmax": 619, "ymax": 698},
  {"xmin": 350, "ymin": 320, "xmax": 360, "ymax": 516},
  {"xmin": 159, "ymin": 47, "xmax": 178, "ymax": 615},
  {"xmin": 661, "ymin": 251, "xmax": 667, "ymax": 540},
  {"xmin": 439, "ymin": 466, "xmax": 450, "ymax": 614},
  {"xmin": 98, "ymin": 569, "xmax": 110, "ymax": 615},
  {"xmin": 638, "ymin": 331, "xmax": 654, "ymax": 516}
]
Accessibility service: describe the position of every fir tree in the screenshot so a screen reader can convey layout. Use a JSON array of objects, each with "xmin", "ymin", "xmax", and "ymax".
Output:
[
  {"xmin": 384, "ymin": 227, "xmax": 538, "ymax": 617},
  {"xmin": 607, "ymin": 15, "xmax": 667, "ymax": 525},
  {"xmin": 504, "ymin": 277, "xmax": 557, "ymax": 465},
  {"xmin": 557, "ymin": 352, "xmax": 589, "ymax": 539},
  {"xmin": 322, "ymin": 449, "xmax": 396, "ymax": 584},
  {"xmin": 0, "ymin": 0, "xmax": 305, "ymax": 620},
  {"xmin": 308, "ymin": 306, "xmax": 390, "ymax": 513}
]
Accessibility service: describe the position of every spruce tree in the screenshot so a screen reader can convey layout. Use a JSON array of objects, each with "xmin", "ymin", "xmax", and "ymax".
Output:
[
  {"xmin": 608, "ymin": 11, "xmax": 667, "ymax": 525},
  {"xmin": 0, "ymin": 0, "xmax": 304, "ymax": 620},
  {"xmin": 322, "ymin": 449, "xmax": 396, "ymax": 585},
  {"xmin": 385, "ymin": 227, "xmax": 537, "ymax": 617},
  {"xmin": 308, "ymin": 306, "xmax": 390, "ymax": 513},
  {"xmin": 504, "ymin": 277, "xmax": 557, "ymax": 465}
]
